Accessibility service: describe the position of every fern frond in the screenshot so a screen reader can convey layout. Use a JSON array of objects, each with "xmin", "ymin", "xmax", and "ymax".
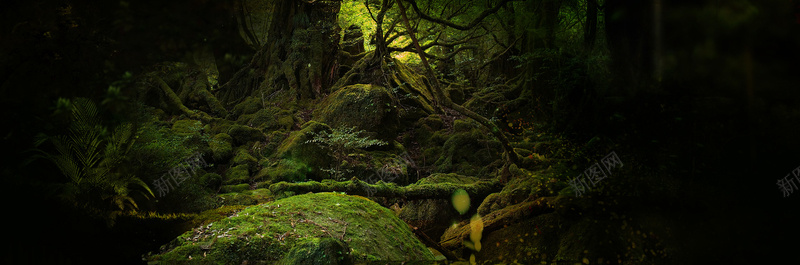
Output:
[
  {"xmin": 71, "ymin": 98, "xmax": 100, "ymax": 130},
  {"xmin": 128, "ymin": 176, "xmax": 155, "ymax": 199},
  {"xmin": 52, "ymin": 154, "xmax": 82, "ymax": 184}
]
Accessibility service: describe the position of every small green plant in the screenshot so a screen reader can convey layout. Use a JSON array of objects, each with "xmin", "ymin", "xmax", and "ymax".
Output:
[
  {"xmin": 305, "ymin": 126, "xmax": 387, "ymax": 180},
  {"xmin": 32, "ymin": 98, "xmax": 154, "ymax": 226}
]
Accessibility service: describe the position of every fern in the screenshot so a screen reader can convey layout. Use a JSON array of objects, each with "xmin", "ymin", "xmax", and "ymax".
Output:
[
  {"xmin": 33, "ymin": 98, "xmax": 153, "ymax": 225},
  {"xmin": 305, "ymin": 126, "xmax": 387, "ymax": 180}
]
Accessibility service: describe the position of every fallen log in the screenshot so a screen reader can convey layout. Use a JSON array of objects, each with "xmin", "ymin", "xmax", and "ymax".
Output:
[
  {"xmin": 269, "ymin": 177, "xmax": 503, "ymax": 201},
  {"xmin": 439, "ymin": 197, "xmax": 556, "ymax": 250}
]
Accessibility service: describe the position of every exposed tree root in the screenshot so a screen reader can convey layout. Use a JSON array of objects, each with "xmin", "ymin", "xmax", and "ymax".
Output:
[{"xmin": 154, "ymin": 76, "xmax": 216, "ymax": 123}]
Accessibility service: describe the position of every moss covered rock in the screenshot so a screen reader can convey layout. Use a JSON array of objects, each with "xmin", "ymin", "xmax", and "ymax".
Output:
[
  {"xmin": 209, "ymin": 133, "xmax": 233, "ymax": 162},
  {"xmin": 224, "ymin": 164, "xmax": 250, "ymax": 185},
  {"xmin": 258, "ymin": 159, "xmax": 313, "ymax": 183},
  {"xmin": 453, "ymin": 118, "xmax": 480, "ymax": 133},
  {"xmin": 278, "ymin": 237, "xmax": 353, "ymax": 265},
  {"xmin": 314, "ymin": 84, "xmax": 399, "ymax": 140},
  {"xmin": 200, "ymin": 172, "xmax": 222, "ymax": 189},
  {"xmin": 219, "ymin": 183, "xmax": 251, "ymax": 194},
  {"xmin": 231, "ymin": 147, "xmax": 258, "ymax": 171},
  {"xmin": 146, "ymin": 192, "xmax": 435, "ymax": 264},
  {"xmin": 229, "ymin": 96, "xmax": 263, "ymax": 118},
  {"xmin": 228, "ymin": 124, "xmax": 265, "ymax": 145},
  {"xmin": 274, "ymin": 121, "xmax": 332, "ymax": 180},
  {"xmin": 238, "ymin": 107, "xmax": 297, "ymax": 132},
  {"xmin": 219, "ymin": 188, "xmax": 273, "ymax": 207},
  {"xmin": 410, "ymin": 115, "xmax": 448, "ymax": 154}
]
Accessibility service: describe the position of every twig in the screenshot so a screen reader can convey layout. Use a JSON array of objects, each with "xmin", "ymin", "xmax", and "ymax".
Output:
[
  {"xmin": 303, "ymin": 219, "xmax": 336, "ymax": 239},
  {"xmin": 341, "ymin": 223, "xmax": 348, "ymax": 241}
]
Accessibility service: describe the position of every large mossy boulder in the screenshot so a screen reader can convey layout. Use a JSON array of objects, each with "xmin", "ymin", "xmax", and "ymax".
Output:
[
  {"xmin": 228, "ymin": 124, "xmax": 265, "ymax": 145},
  {"xmin": 209, "ymin": 133, "xmax": 233, "ymax": 162},
  {"xmin": 274, "ymin": 121, "xmax": 332, "ymax": 180},
  {"xmin": 314, "ymin": 84, "xmax": 399, "ymax": 140},
  {"xmin": 146, "ymin": 192, "xmax": 435, "ymax": 264},
  {"xmin": 231, "ymin": 147, "xmax": 258, "ymax": 171},
  {"xmin": 277, "ymin": 237, "xmax": 354, "ymax": 265},
  {"xmin": 237, "ymin": 107, "xmax": 297, "ymax": 132}
]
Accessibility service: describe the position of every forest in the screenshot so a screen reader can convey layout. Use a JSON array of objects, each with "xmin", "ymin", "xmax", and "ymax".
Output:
[{"xmin": 1, "ymin": 0, "xmax": 799, "ymax": 264}]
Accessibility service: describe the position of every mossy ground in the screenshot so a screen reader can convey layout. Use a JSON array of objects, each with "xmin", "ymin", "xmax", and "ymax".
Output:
[{"xmin": 146, "ymin": 192, "xmax": 435, "ymax": 264}]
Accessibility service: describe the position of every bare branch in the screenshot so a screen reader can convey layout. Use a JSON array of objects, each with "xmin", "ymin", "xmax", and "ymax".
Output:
[{"xmin": 404, "ymin": 0, "xmax": 519, "ymax": 31}]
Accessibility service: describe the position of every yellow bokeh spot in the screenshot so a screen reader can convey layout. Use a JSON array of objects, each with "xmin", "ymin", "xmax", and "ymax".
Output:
[
  {"xmin": 470, "ymin": 214, "xmax": 484, "ymax": 251},
  {"xmin": 452, "ymin": 189, "xmax": 471, "ymax": 215}
]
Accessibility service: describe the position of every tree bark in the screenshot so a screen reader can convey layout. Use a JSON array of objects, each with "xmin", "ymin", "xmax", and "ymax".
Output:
[{"xmin": 218, "ymin": 0, "xmax": 341, "ymax": 105}]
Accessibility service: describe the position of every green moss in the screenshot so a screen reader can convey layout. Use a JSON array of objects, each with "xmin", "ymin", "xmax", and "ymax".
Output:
[
  {"xmin": 189, "ymin": 205, "xmax": 248, "ymax": 228},
  {"xmin": 224, "ymin": 164, "xmax": 250, "ymax": 184},
  {"xmin": 275, "ymin": 115, "xmax": 296, "ymax": 131},
  {"xmin": 171, "ymin": 119, "xmax": 203, "ymax": 135},
  {"xmin": 453, "ymin": 118, "xmax": 480, "ymax": 133},
  {"xmin": 260, "ymin": 159, "xmax": 312, "ymax": 183},
  {"xmin": 434, "ymin": 129, "xmax": 502, "ymax": 176},
  {"xmin": 231, "ymin": 147, "xmax": 258, "ymax": 171},
  {"xmin": 237, "ymin": 108, "xmax": 271, "ymax": 127},
  {"xmin": 199, "ymin": 172, "xmax": 222, "ymax": 189},
  {"xmin": 230, "ymin": 96, "xmax": 263, "ymax": 117},
  {"xmin": 220, "ymin": 183, "xmax": 251, "ymax": 194},
  {"xmin": 236, "ymin": 107, "xmax": 297, "ymax": 133},
  {"xmin": 416, "ymin": 173, "xmax": 481, "ymax": 185},
  {"xmin": 220, "ymin": 188, "xmax": 275, "ymax": 206},
  {"xmin": 228, "ymin": 124, "xmax": 265, "ymax": 145},
  {"xmin": 314, "ymin": 84, "xmax": 399, "ymax": 141},
  {"xmin": 209, "ymin": 133, "xmax": 233, "ymax": 162},
  {"xmin": 253, "ymin": 167, "xmax": 271, "ymax": 183},
  {"xmin": 514, "ymin": 148, "xmax": 533, "ymax": 158},
  {"xmin": 412, "ymin": 116, "xmax": 448, "ymax": 148},
  {"xmin": 446, "ymin": 86, "xmax": 466, "ymax": 105},
  {"xmin": 419, "ymin": 115, "xmax": 444, "ymax": 131},
  {"xmin": 421, "ymin": 146, "xmax": 442, "ymax": 165},
  {"xmin": 274, "ymin": 121, "xmax": 332, "ymax": 179},
  {"xmin": 208, "ymin": 119, "xmax": 234, "ymax": 136},
  {"xmin": 146, "ymin": 192, "xmax": 435, "ymax": 264},
  {"xmin": 463, "ymin": 89, "xmax": 506, "ymax": 118},
  {"xmin": 277, "ymin": 237, "xmax": 353, "ymax": 265}
]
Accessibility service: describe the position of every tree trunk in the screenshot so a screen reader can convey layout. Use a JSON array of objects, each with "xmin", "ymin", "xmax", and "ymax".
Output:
[
  {"xmin": 218, "ymin": 0, "xmax": 341, "ymax": 105},
  {"xmin": 584, "ymin": 0, "xmax": 598, "ymax": 51}
]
